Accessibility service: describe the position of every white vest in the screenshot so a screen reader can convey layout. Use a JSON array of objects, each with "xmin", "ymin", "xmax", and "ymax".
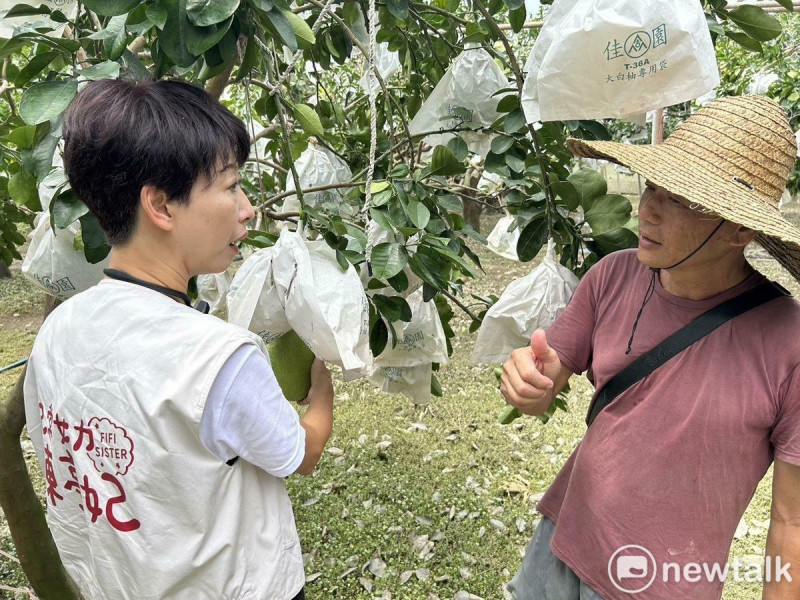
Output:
[{"xmin": 23, "ymin": 279, "xmax": 305, "ymax": 600}]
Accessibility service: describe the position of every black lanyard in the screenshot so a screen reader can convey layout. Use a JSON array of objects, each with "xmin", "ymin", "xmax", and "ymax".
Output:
[{"xmin": 103, "ymin": 269, "xmax": 210, "ymax": 314}]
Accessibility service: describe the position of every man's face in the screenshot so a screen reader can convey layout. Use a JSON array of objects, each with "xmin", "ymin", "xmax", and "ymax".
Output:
[
  {"xmin": 171, "ymin": 160, "xmax": 254, "ymax": 276},
  {"xmin": 636, "ymin": 181, "xmax": 727, "ymax": 270}
]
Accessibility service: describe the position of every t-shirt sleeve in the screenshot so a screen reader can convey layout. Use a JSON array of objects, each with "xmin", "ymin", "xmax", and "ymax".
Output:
[
  {"xmin": 544, "ymin": 258, "xmax": 602, "ymax": 375},
  {"xmin": 200, "ymin": 344, "xmax": 306, "ymax": 477},
  {"xmin": 771, "ymin": 363, "xmax": 800, "ymax": 466}
]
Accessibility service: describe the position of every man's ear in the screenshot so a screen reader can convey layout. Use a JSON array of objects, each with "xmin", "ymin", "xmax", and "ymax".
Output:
[
  {"xmin": 729, "ymin": 224, "xmax": 758, "ymax": 248},
  {"xmin": 139, "ymin": 185, "xmax": 174, "ymax": 233}
]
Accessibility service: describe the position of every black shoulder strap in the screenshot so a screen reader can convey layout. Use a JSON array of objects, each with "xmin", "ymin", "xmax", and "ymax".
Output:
[{"xmin": 585, "ymin": 280, "xmax": 791, "ymax": 428}]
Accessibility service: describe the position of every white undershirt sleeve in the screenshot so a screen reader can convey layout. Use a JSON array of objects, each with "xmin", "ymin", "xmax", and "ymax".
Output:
[{"xmin": 200, "ymin": 344, "xmax": 306, "ymax": 478}]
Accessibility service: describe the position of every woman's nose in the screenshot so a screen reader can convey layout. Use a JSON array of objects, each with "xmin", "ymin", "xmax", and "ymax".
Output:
[{"xmin": 240, "ymin": 189, "xmax": 255, "ymax": 222}]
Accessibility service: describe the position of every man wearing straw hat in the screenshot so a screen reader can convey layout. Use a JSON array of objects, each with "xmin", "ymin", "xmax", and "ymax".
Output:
[{"xmin": 501, "ymin": 95, "xmax": 800, "ymax": 600}]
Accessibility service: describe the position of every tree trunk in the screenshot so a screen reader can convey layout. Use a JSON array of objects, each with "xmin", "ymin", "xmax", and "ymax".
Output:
[
  {"xmin": 0, "ymin": 297, "xmax": 81, "ymax": 600},
  {"xmin": 0, "ymin": 262, "xmax": 11, "ymax": 278},
  {"xmin": 462, "ymin": 169, "xmax": 483, "ymax": 234}
]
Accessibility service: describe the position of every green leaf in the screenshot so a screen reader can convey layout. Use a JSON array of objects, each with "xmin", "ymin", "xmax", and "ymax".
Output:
[
  {"xmin": 447, "ymin": 136, "xmax": 468, "ymax": 161},
  {"xmin": 79, "ymin": 213, "xmax": 111, "ymax": 264},
  {"xmin": 491, "ymin": 135, "xmax": 515, "ymax": 154},
  {"xmin": 8, "ymin": 169, "xmax": 39, "ymax": 210},
  {"xmin": 728, "ymin": 6, "xmax": 781, "ymax": 41},
  {"xmin": 292, "ymin": 103, "xmax": 324, "ymax": 138},
  {"xmin": 390, "ymin": 164, "xmax": 410, "ymax": 178},
  {"xmin": 369, "ymin": 208, "xmax": 394, "ymax": 233},
  {"xmin": 724, "ymin": 30, "xmax": 763, "ymax": 52},
  {"xmin": 431, "ymin": 373, "xmax": 442, "ymax": 397},
  {"xmin": 79, "ymin": 60, "xmax": 121, "ymax": 81},
  {"xmin": 373, "ymin": 294, "xmax": 413, "ymax": 323},
  {"xmin": 370, "ymin": 317, "xmax": 388, "ymax": 356},
  {"xmin": 504, "ymin": 108, "xmax": 526, "ymax": 133},
  {"xmin": 103, "ymin": 15, "xmax": 128, "ymax": 61},
  {"xmin": 82, "ymin": 0, "xmax": 141, "ymax": 16},
  {"xmin": 235, "ymin": 34, "xmax": 259, "ymax": 80},
  {"xmin": 387, "ymin": 270, "xmax": 409, "ymax": 294},
  {"xmin": 496, "ymin": 94, "xmax": 519, "ymax": 113},
  {"xmin": 584, "ymin": 194, "xmax": 632, "ymax": 235},
  {"xmin": 52, "ymin": 189, "xmax": 90, "ymax": 228},
  {"xmin": 409, "ymin": 252, "xmax": 447, "ymax": 289},
  {"xmin": 265, "ymin": 6, "xmax": 297, "ymax": 52},
  {"xmin": 505, "ymin": 153, "xmax": 525, "ymax": 173},
  {"xmin": 185, "ymin": 15, "xmax": 233, "ymax": 55},
  {"xmin": 509, "ymin": 5, "xmax": 525, "ymax": 33},
  {"xmin": 186, "ymin": 0, "xmax": 239, "ymax": 26},
  {"xmin": 386, "ymin": 0, "xmax": 409, "ymax": 20},
  {"xmin": 774, "ymin": 0, "xmax": 794, "ymax": 10},
  {"xmin": 20, "ymin": 80, "xmax": 78, "ymax": 125},
  {"xmin": 437, "ymin": 194, "xmax": 463, "ymax": 213},
  {"xmin": 407, "ymin": 201, "xmax": 430, "ymax": 230},
  {"xmin": 552, "ymin": 180, "xmax": 580, "ymax": 211},
  {"xmin": 15, "ymin": 51, "xmax": 59, "ymax": 88},
  {"xmin": 147, "ymin": 2, "xmax": 168, "ymax": 28},
  {"xmin": 567, "ymin": 168, "xmax": 607, "ymax": 209},
  {"xmin": 5, "ymin": 124, "xmax": 45, "ymax": 150},
  {"xmin": 0, "ymin": 4, "xmax": 51, "ymax": 19},
  {"xmin": 284, "ymin": 10, "xmax": 316, "ymax": 47},
  {"xmin": 27, "ymin": 130, "xmax": 59, "ymax": 182},
  {"xmin": 371, "ymin": 242, "xmax": 409, "ymax": 280},
  {"xmin": 159, "ymin": 0, "xmax": 197, "ymax": 67},
  {"xmin": 516, "ymin": 219, "xmax": 548, "ymax": 262},
  {"xmin": 590, "ymin": 226, "xmax": 639, "ymax": 256},
  {"xmin": 429, "ymin": 145, "xmax": 464, "ymax": 177}
]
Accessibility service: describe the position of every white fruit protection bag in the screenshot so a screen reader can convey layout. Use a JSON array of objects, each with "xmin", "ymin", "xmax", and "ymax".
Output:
[
  {"xmin": 197, "ymin": 269, "xmax": 233, "ymax": 317},
  {"xmin": 486, "ymin": 214, "xmax": 520, "ymax": 261},
  {"xmin": 280, "ymin": 142, "xmax": 354, "ymax": 217},
  {"xmin": 408, "ymin": 47, "xmax": 510, "ymax": 157},
  {"xmin": 521, "ymin": 0, "xmax": 719, "ymax": 122},
  {"xmin": 369, "ymin": 363, "xmax": 433, "ymax": 405},
  {"xmin": 229, "ymin": 229, "xmax": 372, "ymax": 371},
  {"xmin": 21, "ymin": 211, "xmax": 109, "ymax": 301},
  {"xmin": 473, "ymin": 240, "xmax": 579, "ymax": 364},
  {"xmin": 373, "ymin": 288, "xmax": 448, "ymax": 369},
  {"xmin": 227, "ymin": 247, "xmax": 290, "ymax": 343}
]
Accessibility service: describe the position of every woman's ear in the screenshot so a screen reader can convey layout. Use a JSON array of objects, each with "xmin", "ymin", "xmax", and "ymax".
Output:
[{"xmin": 139, "ymin": 185, "xmax": 174, "ymax": 233}]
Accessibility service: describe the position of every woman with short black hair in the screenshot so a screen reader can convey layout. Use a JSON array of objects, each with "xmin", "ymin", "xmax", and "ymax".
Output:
[{"xmin": 23, "ymin": 79, "xmax": 333, "ymax": 600}]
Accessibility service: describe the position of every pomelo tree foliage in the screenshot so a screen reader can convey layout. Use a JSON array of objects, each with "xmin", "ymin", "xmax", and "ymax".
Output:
[{"xmin": 0, "ymin": 0, "xmax": 789, "ymax": 597}]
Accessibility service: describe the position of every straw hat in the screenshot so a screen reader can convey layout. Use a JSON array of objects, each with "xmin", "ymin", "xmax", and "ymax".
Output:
[{"xmin": 566, "ymin": 95, "xmax": 800, "ymax": 283}]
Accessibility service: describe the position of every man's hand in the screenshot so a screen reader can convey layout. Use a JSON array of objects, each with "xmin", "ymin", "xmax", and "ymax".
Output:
[{"xmin": 500, "ymin": 329, "xmax": 562, "ymax": 416}]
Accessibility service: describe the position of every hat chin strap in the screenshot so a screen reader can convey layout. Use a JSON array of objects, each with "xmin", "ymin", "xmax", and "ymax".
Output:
[
  {"xmin": 624, "ymin": 219, "xmax": 725, "ymax": 355},
  {"xmin": 652, "ymin": 219, "xmax": 727, "ymax": 273}
]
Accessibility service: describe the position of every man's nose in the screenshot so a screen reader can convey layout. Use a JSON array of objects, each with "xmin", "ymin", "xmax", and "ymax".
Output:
[{"xmin": 638, "ymin": 193, "xmax": 660, "ymax": 224}]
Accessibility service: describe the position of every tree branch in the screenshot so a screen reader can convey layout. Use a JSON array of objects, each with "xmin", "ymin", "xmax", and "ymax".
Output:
[{"xmin": 442, "ymin": 289, "xmax": 480, "ymax": 322}]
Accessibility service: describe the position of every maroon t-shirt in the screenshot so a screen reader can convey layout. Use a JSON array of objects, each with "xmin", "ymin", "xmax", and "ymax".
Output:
[{"xmin": 539, "ymin": 249, "xmax": 800, "ymax": 600}]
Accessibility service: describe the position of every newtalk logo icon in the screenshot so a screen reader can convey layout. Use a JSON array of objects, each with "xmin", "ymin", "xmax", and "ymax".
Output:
[{"xmin": 608, "ymin": 545, "xmax": 793, "ymax": 594}]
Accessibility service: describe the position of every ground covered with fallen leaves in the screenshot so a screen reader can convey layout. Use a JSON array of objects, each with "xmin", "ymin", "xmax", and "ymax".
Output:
[{"xmin": 2, "ymin": 207, "xmax": 799, "ymax": 599}]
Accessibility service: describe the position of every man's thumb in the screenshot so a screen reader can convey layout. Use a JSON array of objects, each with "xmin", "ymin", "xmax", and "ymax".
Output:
[{"xmin": 530, "ymin": 329, "xmax": 558, "ymax": 363}]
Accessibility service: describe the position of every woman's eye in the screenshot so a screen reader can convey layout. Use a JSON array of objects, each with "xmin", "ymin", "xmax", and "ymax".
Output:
[{"xmin": 230, "ymin": 180, "xmax": 241, "ymax": 191}]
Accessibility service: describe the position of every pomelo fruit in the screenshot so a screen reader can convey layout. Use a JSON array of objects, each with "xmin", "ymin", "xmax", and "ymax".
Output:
[{"xmin": 268, "ymin": 330, "xmax": 315, "ymax": 402}]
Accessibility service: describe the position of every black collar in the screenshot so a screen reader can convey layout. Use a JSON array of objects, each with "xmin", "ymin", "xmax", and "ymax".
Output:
[{"xmin": 103, "ymin": 269, "xmax": 209, "ymax": 314}]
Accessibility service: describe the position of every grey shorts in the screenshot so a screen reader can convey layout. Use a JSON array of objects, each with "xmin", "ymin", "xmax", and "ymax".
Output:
[{"xmin": 507, "ymin": 516, "xmax": 605, "ymax": 600}]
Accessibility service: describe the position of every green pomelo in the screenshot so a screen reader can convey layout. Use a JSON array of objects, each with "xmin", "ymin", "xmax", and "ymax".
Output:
[{"xmin": 268, "ymin": 330, "xmax": 315, "ymax": 402}]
